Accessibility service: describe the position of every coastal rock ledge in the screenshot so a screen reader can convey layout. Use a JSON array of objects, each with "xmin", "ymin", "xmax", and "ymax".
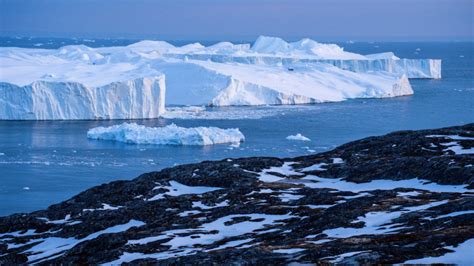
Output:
[{"xmin": 1, "ymin": 124, "xmax": 473, "ymax": 265}]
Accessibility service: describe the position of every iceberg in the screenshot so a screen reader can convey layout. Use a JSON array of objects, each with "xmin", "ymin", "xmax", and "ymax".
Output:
[
  {"xmin": 0, "ymin": 47, "xmax": 166, "ymax": 120},
  {"xmin": 150, "ymin": 59, "xmax": 412, "ymax": 106},
  {"xmin": 186, "ymin": 60, "xmax": 413, "ymax": 106},
  {"xmin": 87, "ymin": 123, "xmax": 245, "ymax": 145},
  {"xmin": 0, "ymin": 36, "xmax": 440, "ymax": 120},
  {"xmin": 286, "ymin": 134, "xmax": 311, "ymax": 141},
  {"xmin": 0, "ymin": 77, "xmax": 165, "ymax": 120},
  {"xmin": 250, "ymin": 36, "xmax": 367, "ymax": 60}
]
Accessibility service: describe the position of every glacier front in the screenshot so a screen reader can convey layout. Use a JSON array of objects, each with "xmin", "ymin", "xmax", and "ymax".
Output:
[{"xmin": 0, "ymin": 36, "xmax": 441, "ymax": 120}]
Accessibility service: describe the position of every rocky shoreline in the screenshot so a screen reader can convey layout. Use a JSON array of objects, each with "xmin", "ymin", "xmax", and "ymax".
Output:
[{"xmin": 1, "ymin": 124, "xmax": 473, "ymax": 265}]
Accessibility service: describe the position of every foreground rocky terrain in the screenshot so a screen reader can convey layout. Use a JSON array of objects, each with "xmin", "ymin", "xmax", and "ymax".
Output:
[{"xmin": 1, "ymin": 124, "xmax": 473, "ymax": 265}]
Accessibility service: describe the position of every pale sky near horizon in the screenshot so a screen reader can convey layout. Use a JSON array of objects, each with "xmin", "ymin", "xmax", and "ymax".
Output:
[{"xmin": 0, "ymin": 0, "xmax": 473, "ymax": 41}]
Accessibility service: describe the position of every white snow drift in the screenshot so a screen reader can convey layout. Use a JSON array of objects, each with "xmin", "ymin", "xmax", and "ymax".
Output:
[
  {"xmin": 1, "ymin": 36, "xmax": 440, "ymax": 120},
  {"xmin": 87, "ymin": 123, "xmax": 245, "ymax": 145}
]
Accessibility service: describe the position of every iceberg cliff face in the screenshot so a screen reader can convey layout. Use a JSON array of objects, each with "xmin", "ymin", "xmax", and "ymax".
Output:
[
  {"xmin": 0, "ymin": 36, "xmax": 439, "ymax": 120},
  {"xmin": 0, "ymin": 76, "xmax": 165, "ymax": 120},
  {"xmin": 164, "ymin": 54, "xmax": 441, "ymax": 79}
]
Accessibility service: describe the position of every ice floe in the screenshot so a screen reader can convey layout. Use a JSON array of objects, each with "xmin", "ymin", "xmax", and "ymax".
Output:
[{"xmin": 87, "ymin": 123, "xmax": 244, "ymax": 145}]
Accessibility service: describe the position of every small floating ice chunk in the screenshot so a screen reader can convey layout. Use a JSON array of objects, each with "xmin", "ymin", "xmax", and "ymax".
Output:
[
  {"xmin": 23, "ymin": 187, "xmax": 30, "ymax": 190},
  {"xmin": 87, "ymin": 123, "xmax": 245, "ymax": 146},
  {"xmin": 286, "ymin": 134, "xmax": 311, "ymax": 141}
]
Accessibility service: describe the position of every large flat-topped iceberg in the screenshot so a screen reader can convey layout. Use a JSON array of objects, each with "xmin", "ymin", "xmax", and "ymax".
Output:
[
  {"xmin": 160, "ymin": 60, "xmax": 413, "ymax": 106},
  {"xmin": 0, "ymin": 36, "xmax": 439, "ymax": 120},
  {"xmin": 1, "ymin": 47, "xmax": 166, "ymax": 120},
  {"xmin": 0, "ymin": 77, "xmax": 165, "ymax": 120},
  {"xmin": 160, "ymin": 36, "xmax": 440, "ymax": 79}
]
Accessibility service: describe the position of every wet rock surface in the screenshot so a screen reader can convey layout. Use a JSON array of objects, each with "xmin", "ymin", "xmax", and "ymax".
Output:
[{"xmin": 1, "ymin": 124, "xmax": 473, "ymax": 265}]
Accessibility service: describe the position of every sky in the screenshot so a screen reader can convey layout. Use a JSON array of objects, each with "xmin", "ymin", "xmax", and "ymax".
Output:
[{"xmin": 0, "ymin": 0, "xmax": 473, "ymax": 41}]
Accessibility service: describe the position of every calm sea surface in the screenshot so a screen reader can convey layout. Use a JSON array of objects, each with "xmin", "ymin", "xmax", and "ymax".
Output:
[{"xmin": 0, "ymin": 38, "xmax": 473, "ymax": 216}]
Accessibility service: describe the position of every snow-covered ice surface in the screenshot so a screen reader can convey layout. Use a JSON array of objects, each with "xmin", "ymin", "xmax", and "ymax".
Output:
[
  {"xmin": 1, "ymin": 36, "xmax": 441, "ymax": 120},
  {"xmin": 87, "ymin": 122, "xmax": 244, "ymax": 145}
]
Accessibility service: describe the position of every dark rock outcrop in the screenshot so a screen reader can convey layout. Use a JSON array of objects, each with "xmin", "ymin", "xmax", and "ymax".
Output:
[{"xmin": 1, "ymin": 124, "xmax": 473, "ymax": 265}]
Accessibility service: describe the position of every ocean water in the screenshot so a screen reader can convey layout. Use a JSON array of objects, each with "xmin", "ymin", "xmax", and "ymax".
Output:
[{"xmin": 0, "ymin": 38, "xmax": 473, "ymax": 216}]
